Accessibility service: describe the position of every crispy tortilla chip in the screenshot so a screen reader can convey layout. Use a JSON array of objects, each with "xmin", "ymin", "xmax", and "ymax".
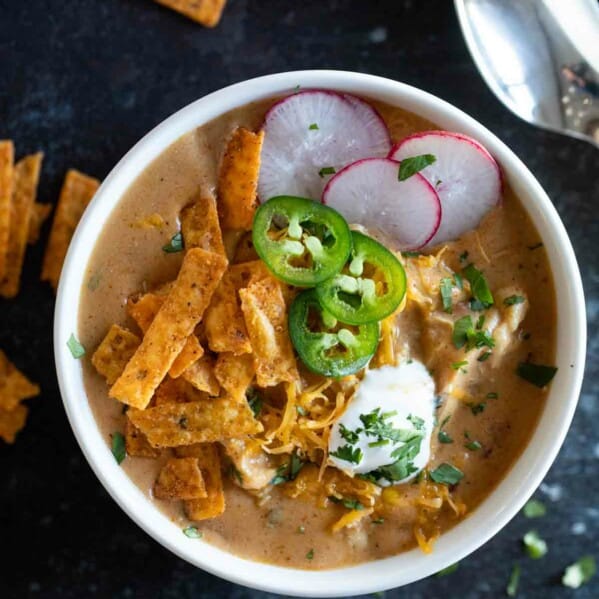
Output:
[
  {"xmin": 169, "ymin": 334, "xmax": 204, "ymax": 378},
  {"xmin": 153, "ymin": 377, "xmax": 199, "ymax": 406},
  {"xmin": 0, "ymin": 404, "xmax": 28, "ymax": 444},
  {"xmin": 232, "ymin": 231, "xmax": 258, "ymax": 263},
  {"xmin": 41, "ymin": 169, "xmax": 100, "ymax": 291},
  {"xmin": 180, "ymin": 196, "xmax": 225, "ymax": 256},
  {"xmin": 0, "ymin": 350, "xmax": 40, "ymax": 412},
  {"xmin": 27, "ymin": 202, "xmax": 52, "ymax": 245},
  {"xmin": 127, "ymin": 396, "xmax": 262, "ymax": 447},
  {"xmin": 181, "ymin": 354, "xmax": 220, "ymax": 396},
  {"xmin": 0, "ymin": 153, "xmax": 43, "ymax": 297},
  {"xmin": 91, "ymin": 325, "xmax": 141, "ymax": 385},
  {"xmin": 214, "ymin": 352, "xmax": 254, "ymax": 401},
  {"xmin": 125, "ymin": 418, "xmax": 161, "ymax": 458},
  {"xmin": 179, "ymin": 444, "xmax": 226, "ymax": 520},
  {"xmin": 239, "ymin": 276, "xmax": 298, "ymax": 387},
  {"xmin": 203, "ymin": 270, "xmax": 252, "ymax": 355},
  {"xmin": 127, "ymin": 290, "xmax": 205, "ymax": 378},
  {"xmin": 154, "ymin": 0, "xmax": 226, "ymax": 27},
  {"xmin": 0, "ymin": 141, "xmax": 14, "ymax": 280},
  {"xmin": 110, "ymin": 248, "xmax": 227, "ymax": 409},
  {"xmin": 218, "ymin": 127, "xmax": 264, "ymax": 230},
  {"xmin": 154, "ymin": 456, "xmax": 208, "ymax": 500}
]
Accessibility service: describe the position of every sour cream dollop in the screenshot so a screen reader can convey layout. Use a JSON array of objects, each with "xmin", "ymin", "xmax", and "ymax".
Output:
[{"xmin": 328, "ymin": 360, "xmax": 436, "ymax": 485}]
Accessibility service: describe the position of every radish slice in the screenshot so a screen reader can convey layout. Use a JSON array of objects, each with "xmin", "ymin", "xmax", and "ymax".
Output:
[
  {"xmin": 389, "ymin": 131, "xmax": 501, "ymax": 246},
  {"xmin": 258, "ymin": 91, "xmax": 391, "ymax": 202},
  {"xmin": 322, "ymin": 158, "xmax": 441, "ymax": 250}
]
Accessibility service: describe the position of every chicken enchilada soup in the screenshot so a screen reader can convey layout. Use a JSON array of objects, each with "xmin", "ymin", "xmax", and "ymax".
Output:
[{"xmin": 78, "ymin": 90, "xmax": 557, "ymax": 569}]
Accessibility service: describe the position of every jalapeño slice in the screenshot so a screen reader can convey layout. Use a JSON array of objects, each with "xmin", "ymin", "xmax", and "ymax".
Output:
[
  {"xmin": 316, "ymin": 231, "xmax": 406, "ymax": 324},
  {"xmin": 289, "ymin": 289, "xmax": 379, "ymax": 377},
  {"xmin": 252, "ymin": 196, "xmax": 352, "ymax": 287}
]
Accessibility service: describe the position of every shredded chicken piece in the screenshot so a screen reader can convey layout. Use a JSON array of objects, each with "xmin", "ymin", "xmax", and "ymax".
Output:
[{"xmin": 221, "ymin": 437, "xmax": 276, "ymax": 490}]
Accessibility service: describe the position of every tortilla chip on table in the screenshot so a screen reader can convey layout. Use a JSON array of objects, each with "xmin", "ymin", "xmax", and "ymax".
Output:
[
  {"xmin": 0, "ymin": 141, "xmax": 15, "ymax": 281},
  {"xmin": 153, "ymin": 0, "xmax": 227, "ymax": 27}
]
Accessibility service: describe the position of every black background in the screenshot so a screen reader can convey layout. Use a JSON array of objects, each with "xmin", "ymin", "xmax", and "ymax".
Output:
[{"xmin": 1, "ymin": 1, "xmax": 597, "ymax": 598}]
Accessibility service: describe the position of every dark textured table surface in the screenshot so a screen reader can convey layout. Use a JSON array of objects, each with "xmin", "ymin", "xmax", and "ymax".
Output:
[{"xmin": 1, "ymin": 1, "xmax": 597, "ymax": 598}]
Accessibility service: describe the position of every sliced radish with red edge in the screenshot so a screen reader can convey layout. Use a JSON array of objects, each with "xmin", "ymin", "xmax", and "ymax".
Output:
[
  {"xmin": 322, "ymin": 157, "xmax": 441, "ymax": 250},
  {"xmin": 389, "ymin": 131, "xmax": 501, "ymax": 246},
  {"xmin": 258, "ymin": 90, "xmax": 391, "ymax": 202}
]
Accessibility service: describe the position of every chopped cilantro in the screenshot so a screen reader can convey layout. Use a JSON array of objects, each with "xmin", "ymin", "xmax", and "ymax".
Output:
[
  {"xmin": 318, "ymin": 166, "xmax": 336, "ymax": 178},
  {"xmin": 463, "ymin": 263, "xmax": 494, "ymax": 308},
  {"xmin": 339, "ymin": 423, "xmax": 360, "ymax": 445},
  {"xmin": 67, "ymin": 333, "xmax": 86, "ymax": 359},
  {"xmin": 562, "ymin": 555, "xmax": 596, "ymax": 589},
  {"xmin": 475, "ymin": 314, "xmax": 485, "ymax": 330},
  {"xmin": 440, "ymin": 277, "xmax": 454, "ymax": 313},
  {"xmin": 453, "ymin": 315, "xmax": 495, "ymax": 351},
  {"xmin": 467, "ymin": 402, "xmax": 486, "ymax": 415},
  {"xmin": 162, "ymin": 231, "xmax": 184, "ymax": 253},
  {"xmin": 306, "ymin": 548, "xmax": 314, "ymax": 560},
  {"xmin": 111, "ymin": 432, "xmax": 126, "ymax": 464},
  {"xmin": 296, "ymin": 405, "xmax": 307, "ymax": 416},
  {"xmin": 182, "ymin": 526, "xmax": 202, "ymax": 539},
  {"xmin": 401, "ymin": 251, "xmax": 421, "ymax": 258},
  {"xmin": 397, "ymin": 154, "xmax": 436, "ymax": 181},
  {"xmin": 523, "ymin": 499, "xmax": 546, "ymax": 518},
  {"xmin": 270, "ymin": 450, "xmax": 305, "ymax": 485},
  {"xmin": 438, "ymin": 430, "xmax": 453, "ymax": 444},
  {"xmin": 246, "ymin": 388, "xmax": 263, "ymax": 417},
  {"xmin": 453, "ymin": 273, "xmax": 464, "ymax": 290},
  {"xmin": 465, "ymin": 439, "xmax": 481, "ymax": 451},
  {"xmin": 436, "ymin": 562, "xmax": 459, "ymax": 577},
  {"xmin": 429, "ymin": 463, "xmax": 464, "ymax": 485},
  {"xmin": 308, "ymin": 123, "xmax": 319, "ymax": 130},
  {"xmin": 516, "ymin": 363, "xmax": 558, "ymax": 388},
  {"xmin": 229, "ymin": 465, "xmax": 243, "ymax": 485},
  {"xmin": 506, "ymin": 563, "xmax": 520, "ymax": 597},
  {"xmin": 504, "ymin": 295, "xmax": 525, "ymax": 306},
  {"xmin": 87, "ymin": 272, "xmax": 102, "ymax": 291},
  {"xmin": 478, "ymin": 351, "xmax": 492, "ymax": 362},
  {"xmin": 330, "ymin": 444, "xmax": 363, "ymax": 464},
  {"xmin": 469, "ymin": 298, "xmax": 487, "ymax": 311},
  {"xmin": 459, "ymin": 250, "xmax": 469, "ymax": 263},
  {"xmin": 330, "ymin": 496, "xmax": 364, "ymax": 510},
  {"xmin": 451, "ymin": 360, "xmax": 468, "ymax": 371},
  {"xmin": 523, "ymin": 530, "xmax": 547, "ymax": 559}
]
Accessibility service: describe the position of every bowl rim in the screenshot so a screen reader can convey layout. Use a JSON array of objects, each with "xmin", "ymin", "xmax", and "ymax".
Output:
[{"xmin": 54, "ymin": 70, "xmax": 586, "ymax": 597}]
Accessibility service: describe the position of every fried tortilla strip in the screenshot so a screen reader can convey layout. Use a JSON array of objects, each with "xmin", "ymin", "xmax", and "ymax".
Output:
[
  {"xmin": 0, "ymin": 350, "xmax": 40, "ymax": 412},
  {"xmin": 41, "ymin": 169, "xmax": 100, "ymax": 291},
  {"xmin": 203, "ymin": 270, "xmax": 252, "ymax": 355},
  {"xmin": 153, "ymin": 376, "xmax": 202, "ymax": 406},
  {"xmin": 110, "ymin": 248, "xmax": 227, "ymax": 409},
  {"xmin": 154, "ymin": 0, "xmax": 227, "ymax": 27},
  {"xmin": 0, "ymin": 141, "xmax": 14, "ymax": 280},
  {"xmin": 127, "ymin": 396, "xmax": 262, "ymax": 447},
  {"xmin": 180, "ymin": 196, "xmax": 225, "ymax": 257},
  {"xmin": 214, "ymin": 352, "xmax": 254, "ymax": 401},
  {"xmin": 178, "ymin": 444, "xmax": 226, "ymax": 520},
  {"xmin": 0, "ymin": 404, "xmax": 28, "ymax": 444},
  {"xmin": 0, "ymin": 153, "xmax": 43, "ymax": 297},
  {"xmin": 127, "ymin": 291, "xmax": 204, "ymax": 377},
  {"xmin": 125, "ymin": 418, "xmax": 160, "ymax": 458},
  {"xmin": 239, "ymin": 276, "xmax": 298, "ymax": 387},
  {"xmin": 154, "ymin": 457, "xmax": 208, "ymax": 500},
  {"xmin": 91, "ymin": 324, "xmax": 141, "ymax": 385},
  {"xmin": 169, "ymin": 334, "xmax": 204, "ymax": 378},
  {"xmin": 232, "ymin": 231, "xmax": 258, "ymax": 263},
  {"xmin": 27, "ymin": 202, "xmax": 52, "ymax": 245},
  {"xmin": 218, "ymin": 127, "xmax": 264, "ymax": 230},
  {"xmin": 181, "ymin": 354, "xmax": 220, "ymax": 395}
]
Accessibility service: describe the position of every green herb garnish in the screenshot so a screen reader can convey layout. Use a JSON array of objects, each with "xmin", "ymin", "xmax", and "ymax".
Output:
[
  {"xmin": 67, "ymin": 333, "xmax": 86, "ymax": 359},
  {"xmin": 162, "ymin": 231, "xmax": 184, "ymax": 253},
  {"xmin": 271, "ymin": 450, "xmax": 305, "ymax": 485},
  {"xmin": 87, "ymin": 272, "xmax": 102, "ymax": 291},
  {"xmin": 478, "ymin": 351, "xmax": 492, "ymax": 362},
  {"xmin": 309, "ymin": 123, "xmax": 319, "ymax": 130},
  {"xmin": 329, "ymin": 496, "xmax": 364, "ymax": 510},
  {"xmin": 467, "ymin": 402, "xmax": 486, "ymax": 415},
  {"xmin": 372, "ymin": 517, "xmax": 385, "ymax": 524},
  {"xmin": 516, "ymin": 363, "xmax": 558, "ymax": 388},
  {"xmin": 504, "ymin": 295, "xmax": 525, "ymax": 306},
  {"xmin": 401, "ymin": 251, "xmax": 421, "ymax": 258},
  {"xmin": 523, "ymin": 499, "xmax": 546, "ymax": 518},
  {"xmin": 438, "ymin": 430, "xmax": 453, "ymax": 444},
  {"xmin": 111, "ymin": 432, "xmax": 126, "ymax": 464},
  {"xmin": 463, "ymin": 263, "xmax": 494, "ymax": 308},
  {"xmin": 182, "ymin": 526, "xmax": 202, "ymax": 539},
  {"xmin": 246, "ymin": 388, "xmax": 263, "ymax": 417},
  {"xmin": 451, "ymin": 360, "xmax": 468, "ymax": 371},
  {"xmin": 429, "ymin": 463, "xmax": 464, "ymax": 485},
  {"xmin": 296, "ymin": 405, "xmax": 307, "ymax": 416},
  {"xmin": 506, "ymin": 564, "xmax": 520, "ymax": 597},
  {"xmin": 523, "ymin": 530, "xmax": 547, "ymax": 559},
  {"xmin": 306, "ymin": 548, "xmax": 314, "ymax": 560},
  {"xmin": 440, "ymin": 277, "xmax": 454, "ymax": 313},
  {"xmin": 398, "ymin": 154, "xmax": 436, "ymax": 181},
  {"xmin": 452, "ymin": 315, "xmax": 495, "ymax": 351},
  {"xmin": 318, "ymin": 166, "xmax": 336, "ymax": 178},
  {"xmin": 436, "ymin": 562, "xmax": 459, "ymax": 577},
  {"xmin": 453, "ymin": 273, "xmax": 464, "ymax": 290},
  {"xmin": 339, "ymin": 423, "xmax": 360, "ymax": 445},
  {"xmin": 459, "ymin": 250, "xmax": 469, "ymax": 263},
  {"xmin": 465, "ymin": 439, "xmax": 481, "ymax": 451},
  {"xmin": 330, "ymin": 444, "xmax": 363, "ymax": 465},
  {"xmin": 562, "ymin": 555, "xmax": 596, "ymax": 589}
]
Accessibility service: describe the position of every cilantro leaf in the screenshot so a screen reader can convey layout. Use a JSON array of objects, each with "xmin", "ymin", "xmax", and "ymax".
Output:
[
  {"xmin": 182, "ymin": 526, "xmax": 202, "ymax": 539},
  {"xmin": 440, "ymin": 277, "xmax": 453, "ymax": 313},
  {"xmin": 111, "ymin": 432, "xmax": 126, "ymax": 464},
  {"xmin": 523, "ymin": 530, "xmax": 547, "ymax": 559},
  {"xmin": 506, "ymin": 563, "xmax": 520, "ymax": 597},
  {"xmin": 246, "ymin": 388, "xmax": 263, "ymax": 417},
  {"xmin": 562, "ymin": 555, "xmax": 596, "ymax": 589},
  {"xmin": 318, "ymin": 166, "xmax": 336, "ymax": 178},
  {"xmin": 309, "ymin": 123, "xmax": 319, "ymax": 130},
  {"xmin": 504, "ymin": 295, "xmax": 525, "ymax": 306},
  {"xmin": 429, "ymin": 463, "xmax": 464, "ymax": 485},
  {"xmin": 67, "ymin": 333, "xmax": 86, "ymax": 359},
  {"xmin": 438, "ymin": 430, "xmax": 453, "ymax": 444},
  {"xmin": 523, "ymin": 499, "xmax": 546, "ymax": 518},
  {"xmin": 436, "ymin": 562, "xmax": 459, "ymax": 577},
  {"xmin": 463, "ymin": 263, "xmax": 494, "ymax": 308},
  {"xmin": 516, "ymin": 363, "xmax": 558, "ymax": 388},
  {"xmin": 398, "ymin": 154, "xmax": 436, "ymax": 181},
  {"xmin": 330, "ymin": 444, "xmax": 363, "ymax": 464},
  {"xmin": 339, "ymin": 423, "xmax": 360, "ymax": 444},
  {"xmin": 162, "ymin": 231, "xmax": 184, "ymax": 253}
]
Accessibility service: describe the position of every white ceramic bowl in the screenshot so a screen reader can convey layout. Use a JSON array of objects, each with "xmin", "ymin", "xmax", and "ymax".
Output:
[{"xmin": 55, "ymin": 71, "xmax": 586, "ymax": 597}]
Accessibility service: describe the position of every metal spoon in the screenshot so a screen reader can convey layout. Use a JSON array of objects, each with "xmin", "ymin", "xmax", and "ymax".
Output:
[{"xmin": 455, "ymin": 0, "xmax": 599, "ymax": 148}]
